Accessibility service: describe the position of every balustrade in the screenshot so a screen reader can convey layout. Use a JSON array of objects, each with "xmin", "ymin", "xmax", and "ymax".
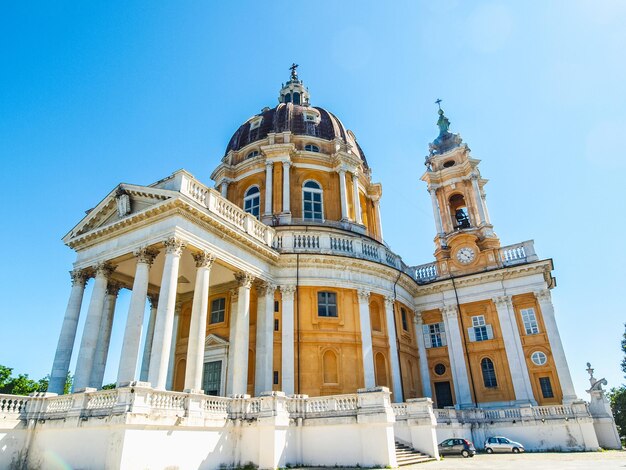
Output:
[{"xmin": 0, "ymin": 394, "xmax": 30, "ymax": 415}]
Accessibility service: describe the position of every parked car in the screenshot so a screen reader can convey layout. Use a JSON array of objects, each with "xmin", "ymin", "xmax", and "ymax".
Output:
[
  {"xmin": 438, "ymin": 438, "xmax": 476, "ymax": 458},
  {"xmin": 484, "ymin": 436, "xmax": 525, "ymax": 453}
]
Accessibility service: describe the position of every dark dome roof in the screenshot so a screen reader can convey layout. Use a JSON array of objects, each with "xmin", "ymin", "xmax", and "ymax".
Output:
[{"xmin": 225, "ymin": 103, "xmax": 368, "ymax": 167}]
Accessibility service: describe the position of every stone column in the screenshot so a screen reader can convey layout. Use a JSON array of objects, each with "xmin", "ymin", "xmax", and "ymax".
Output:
[
  {"xmin": 148, "ymin": 237, "xmax": 185, "ymax": 390},
  {"xmin": 226, "ymin": 288, "xmax": 238, "ymax": 395},
  {"xmin": 471, "ymin": 174, "xmax": 487, "ymax": 226},
  {"xmin": 414, "ymin": 313, "xmax": 432, "ymax": 399},
  {"xmin": 535, "ymin": 289, "xmax": 578, "ymax": 403},
  {"xmin": 117, "ymin": 247, "xmax": 159, "ymax": 385},
  {"xmin": 493, "ymin": 295, "xmax": 535, "ymax": 404},
  {"xmin": 231, "ymin": 272, "xmax": 254, "ymax": 394},
  {"xmin": 282, "ymin": 161, "xmax": 291, "ymax": 213},
  {"xmin": 338, "ymin": 169, "xmax": 348, "ymax": 221},
  {"xmin": 481, "ymin": 190, "xmax": 491, "ymax": 224},
  {"xmin": 140, "ymin": 295, "xmax": 158, "ymax": 382},
  {"xmin": 255, "ymin": 283, "xmax": 276, "ymax": 395},
  {"xmin": 91, "ymin": 281, "xmax": 122, "ymax": 388},
  {"xmin": 166, "ymin": 301, "xmax": 183, "ymax": 390},
  {"xmin": 428, "ymin": 187, "xmax": 444, "ymax": 236},
  {"xmin": 264, "ymin": 161, "xmax": 274, "ymax": 216},
  {"xmin": 357, "ymin": 290, "xmax": 376, "ymax": 388},
  {"xmin": 280, "ymin": 285, "xmax": 296, "ymax": 395},
  {"xmin": 372, "ymin": 197, "xmax": 384, "ymax": 241},
  {"xmin": 220, "ymin": 179, "xmax": 230, "ymax": 198},
  {"xmin": 384, "ymin": 297, "xmax": 403, "ymax": 402},
  {"xmin": 441, "ymin": 304, "xmax": 473, "ymax": 407},
  {"xmin": 352, "ymin": 172, "xmax": 362, "ymax": 224},
  {"xmin": 49, "ymin": 269, "xmax": 89, "ymax": 394},
  {"xmin": 73, "ymin": 262, "xmax": 115, "ymax": 391},
  {"xmin": 184, "ymin": 251, "xmax": 215, "ymax": 392}
]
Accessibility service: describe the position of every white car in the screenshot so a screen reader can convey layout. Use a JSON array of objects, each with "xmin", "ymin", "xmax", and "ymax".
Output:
[{"xmin": 484, "ymin": 436, "xmax": 525, "ymax": 453}]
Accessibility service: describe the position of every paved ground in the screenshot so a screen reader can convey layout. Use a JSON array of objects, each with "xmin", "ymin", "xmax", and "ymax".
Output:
[{"xmin": 413, "ymin": 451, "xmax": 626, "ymax": 469}]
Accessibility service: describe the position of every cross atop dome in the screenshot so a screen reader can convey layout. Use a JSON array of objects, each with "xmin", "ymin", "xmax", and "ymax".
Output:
[{"xmin": 279, "ymin": 63, "xmax": 310, "ymax": 105}]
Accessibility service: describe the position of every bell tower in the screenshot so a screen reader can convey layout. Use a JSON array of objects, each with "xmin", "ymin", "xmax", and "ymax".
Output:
[{"xmin": 421, "ymin": 102, "xmax": 500, "ymax": 275}]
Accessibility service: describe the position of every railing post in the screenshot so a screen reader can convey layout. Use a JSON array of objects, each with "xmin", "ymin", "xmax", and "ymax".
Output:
[{"xmin": 406, "ymin": 397, "xmax": 439, "ymax": 459}]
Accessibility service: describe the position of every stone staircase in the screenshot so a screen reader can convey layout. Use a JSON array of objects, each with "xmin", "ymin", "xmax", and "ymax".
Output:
[{"xmin": 395, "ymin": 441, "xmax": 435, "ymax": 466}]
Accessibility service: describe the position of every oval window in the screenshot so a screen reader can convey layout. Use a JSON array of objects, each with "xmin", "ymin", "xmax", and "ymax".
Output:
[
  {"xmin": 443, "ymin": 160, "xmax": 455, "ymax": 168},
  {"xmin": 434, "ymin": 363, "xmax": 446, "ymax": 376},
  {"xmin": 531, "ymin": 351, "xmax": 547, "ymax": 366}
]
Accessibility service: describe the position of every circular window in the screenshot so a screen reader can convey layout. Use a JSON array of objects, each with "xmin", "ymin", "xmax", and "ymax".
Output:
[
  {"xmin": 531, "ymin": 351, "xmax": 547, "ymax": 366},
  {"xmin": 443, "ymin": 160, "xmax": 455, "ymax": 168},
  {"xmin": 434, "ymin": 364, "xmax": 446, "ymax": 376}
]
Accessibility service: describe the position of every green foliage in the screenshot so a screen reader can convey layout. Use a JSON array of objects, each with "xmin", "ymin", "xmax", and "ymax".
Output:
[
  {"xmin": 0, "ymin": 365, "xmax": 72, "ymax": 396},
  {"xmin": 609, "ymin": 385, "xmax": 626, "ymax": 443},
  {"xmin": 621, "ymin": 323, "xmax": 626, "ymax": 379},
  {"xmin": 102, "ymin": 383, "xmax": 116, "ymax": 390}
]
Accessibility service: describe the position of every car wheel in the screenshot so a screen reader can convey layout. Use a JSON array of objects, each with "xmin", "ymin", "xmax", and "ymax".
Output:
[
  {"xmin": 486, "ymin": 448, "xmax": 493, "ymax": 454},
  {"xmin": 512, "ymin": 447, "xmax": 520, "ymax": 453},
  {"xmin": 461, "ymin": 449, "xmax": 470, "ymax": 458}
]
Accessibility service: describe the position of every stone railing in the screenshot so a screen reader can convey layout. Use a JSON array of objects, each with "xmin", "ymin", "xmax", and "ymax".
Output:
[
  {"xmin": 430, "ymin": 402, "xmax": 588, "ymax": 423},
  {"xmin": 412, "ymin": 262, "xmax": 439, "ymax": 283},
  {"xmin": 153, "ymin": 170, "xmax": 275, "ymax": 248},
  {"xmin": 499, "ymin": 240, "xmax": 538, "ymax": 266},
  {"xmin": 0, "ymin": 394, "xmax": 30, "ymax": 415},
  {"xmin": 273, "ymin": 228, "xmax": 408, "ymax": 272}
]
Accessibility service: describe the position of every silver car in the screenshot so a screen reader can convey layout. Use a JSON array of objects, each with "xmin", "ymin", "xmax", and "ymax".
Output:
[{"xmin": 484, "ymin": 436, "xmax": 525, "ymax": 453}]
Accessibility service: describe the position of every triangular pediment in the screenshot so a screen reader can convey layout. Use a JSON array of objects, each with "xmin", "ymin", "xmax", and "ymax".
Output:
[
  {"xmin": 205, "ymin": 334, "xmax": 229, "ymax": 348},
  {"xmin": 63, "ymin": 183, "xmax": 178, "ymax": 243}
]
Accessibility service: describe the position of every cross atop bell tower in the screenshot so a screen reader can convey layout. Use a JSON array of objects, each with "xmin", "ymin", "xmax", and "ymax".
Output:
[{"xmin": 421, "ymin": 102, "xmax": 500, "ymax": 275}]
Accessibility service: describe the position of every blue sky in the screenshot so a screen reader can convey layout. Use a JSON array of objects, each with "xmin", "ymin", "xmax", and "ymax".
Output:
[{"xmin": 1, "ymin": 1, "xmax": 624, "ymax": 398}]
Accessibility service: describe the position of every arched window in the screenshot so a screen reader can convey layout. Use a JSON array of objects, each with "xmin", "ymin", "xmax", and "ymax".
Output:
[
  {"xmin": 375, "ymin": 353, "xmax": 388, "ymax": 387},
  {"xmin": 244, "ymin": 186, "xmax": 260, "ymax": 219},
  {"xmin": 449, "ymin": 194, "xmax": 470, "ymax": 229},
  {"xmin": 323, "ymin": 350, "xmax": 339, "ymax": 384},
  {"xmin": 293, "ymin": 92, "xmax": 301, "ymax": 104},
  {"xmin": 303, "ymin": 180, "xmax": 323, "ymax": 220},
  {"xmin": 284, "ymin": 93, "xmax": 292, "ymax": 103},
  {"xmin": 246, "ymin": 150, "xmax": 260, "ymax": 159},
  {"xmin": 481, "ymin": 358, "xmax": 497, "ymax": 388},
  {"xmin": 304, "ymin": 144, "xmax": 320, "ymax": 152}
]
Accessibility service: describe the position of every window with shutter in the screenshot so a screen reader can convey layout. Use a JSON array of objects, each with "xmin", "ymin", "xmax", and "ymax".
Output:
[{"xmin": 422, "ymin": 324, "xmax": 432, "ymax": 348}]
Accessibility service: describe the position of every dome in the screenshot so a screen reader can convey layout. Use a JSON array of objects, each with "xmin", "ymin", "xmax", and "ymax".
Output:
[{"xmin": 224, "ymin": 65, "xmax": 368, "ymax": 168}]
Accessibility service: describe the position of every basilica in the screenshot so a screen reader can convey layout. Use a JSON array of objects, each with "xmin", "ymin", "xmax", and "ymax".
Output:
[{"xmin": 0, "ymin": 66, "xmax": 620, "ymax": 469}]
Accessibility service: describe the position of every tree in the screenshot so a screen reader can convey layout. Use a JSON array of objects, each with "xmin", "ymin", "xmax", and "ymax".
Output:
[
  {"xmin": 622, "ymin": 322, "xmax": 626, "ymax": 379},
  {"xmin": 609, "ymin": 323, "xmax": 626, "ymax": 444},
  {"xmin": 0, "ymin": 365, "xmax": 72, "ymax": 396}
]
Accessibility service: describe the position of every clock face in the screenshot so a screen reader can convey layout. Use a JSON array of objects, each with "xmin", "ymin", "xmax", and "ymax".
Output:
[{"xmin": 456, "ymin": 247, "xmax": 476, "ymax": 264}]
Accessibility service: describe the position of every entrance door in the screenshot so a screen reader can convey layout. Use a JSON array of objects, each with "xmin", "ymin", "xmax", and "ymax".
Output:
[
  {"xmin": 202, "ymin": 361, "xmax": 222, "ymax": 396},
  {"xmin": 434, "ymin": 381, "xmax": 453, "ymax": 408}
]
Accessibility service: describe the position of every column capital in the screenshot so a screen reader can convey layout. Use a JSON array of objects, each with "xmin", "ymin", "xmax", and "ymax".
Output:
[
  {"xmin": 256, "ymin": 282, "xmax": 277, "ymax": 296},
  {"xmin": 234, "ymin": 271, "xmax": 255, "ymax": 288},
  {"xmin": 134, "ymin": 246, "xmax": 159, "ymax": 265},
  {"xmin": 230, "ymin": 288, "xmax": 239, "ymax": 303},
  {"xmin": 534, "ymin": 289, "xmax": 552, "ymax": 303},
  {"xmin": 442, "ymin": 304, "xmax": 458, "ymax": 319},
  {"xmin": 70, "ymin": 269, "xmax": 89, "ymax": 287},
  {"xmin": 281, "ymin": 160, "xmax": 292, "ymax": 169},
  {"xmin": 174, "ymin": 300, "xmax": 184, "ymax": 315},
  {"xmin": 413, "ymin": 312, "xmax": 424, "ymax": 326},
  {"xmin": 164, "ymin": 237, "xmax": 186, "ymax": 256},
  {"xmin": 493, "ymin": 295, "xmax": 513, "ymax": 309},
  {"xmin": 192, "ymin": 251, "xmax": 216, "ymax": 268},
  {"xmin": 384, "ymin": 295, "xmax": 395, "ymax": 307},
  {"xmin": 265, "ymin": 160, "xmax": 274, "ymax": 168},
  {"xmin": 106, "ymin": 281, "xmax": 123, "ymax": 297},
  {"xmin": 357, "ymin": 289, "xmax": 370, "ymax": 302},
  {"xmin": 280, "ymin": 285, "xmax": 296, "ymax": 300},
  {"xmin": 94, "ymin": 262, "xmax": 116, "ymax": 279}
]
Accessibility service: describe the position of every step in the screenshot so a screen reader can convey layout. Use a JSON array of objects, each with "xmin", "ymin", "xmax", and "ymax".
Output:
[{"xmin": 394, "ymin": 441, "xmax": 436, "ymax": 467}]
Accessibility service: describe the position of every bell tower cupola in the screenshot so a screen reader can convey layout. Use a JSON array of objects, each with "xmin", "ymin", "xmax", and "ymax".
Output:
[
  {"xmin": 421, "ymin": 101, "xmax": 500, "ymax": 275},
  {"xmin": 278, "ymin": 63, "xmax": 310, "ymax": 106}
]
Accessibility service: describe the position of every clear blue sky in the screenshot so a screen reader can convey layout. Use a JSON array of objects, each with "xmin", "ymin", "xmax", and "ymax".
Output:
[{"xmin": 1, "ymin": 1, "xmax": 624, "ymax": 398}]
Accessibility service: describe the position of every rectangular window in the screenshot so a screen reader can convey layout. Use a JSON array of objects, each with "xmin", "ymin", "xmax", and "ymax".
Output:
[
  {"xmin": 539, "ymin": 377, "xmax": 554, "ymax": 398},
  {"xmin": 273, "ymin": 371, "xmax": 279, "ymax": 385},
  {"xmin": 423, "ymin": 322, "xmax": 446, "ymax": 348},
  {"xmin": 468, "ymin": 315, "xmax": 493, "ymax": 342},
  {"xmin": 401, "ymin": 308, "xmax": 409, "ymax": 331},
  {"xmin": 274, "ymin": 300, "xmax": 279, "ymax": 312},
  {"xmin": 317, "ymin": 291, "xmax": 338, "ymax": 317},
  {"xmin": 209, "ymin": 297, "xmax": 226, "ymax": 324},
  {"xmin": 521, "ymin": 308, "xmax": 539, "ymax": 335},
  {"xmin": 274, "ymin": 318, "xmax": 279, "ymax": 331}
]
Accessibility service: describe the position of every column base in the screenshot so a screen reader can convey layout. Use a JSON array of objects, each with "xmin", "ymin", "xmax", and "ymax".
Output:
[
  {"xmin": 117, "ymin": 381, "xmax": 152, "ymax": 389},
  {"xmin": 73, "ymin": 387, "xmax": 97, "ymax": 393},
  {"xmin": 183, "ymin": 388, "xmax": 205, "ymax": 395},
  {"xmin": 277, "ymin": 212, "xmax": 291, "ymax": 224}
]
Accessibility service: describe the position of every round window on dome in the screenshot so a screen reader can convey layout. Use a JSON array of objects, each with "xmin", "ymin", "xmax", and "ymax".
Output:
[
  {"xmin": 434, "ymin": 363, "xmax": 446, "ymax": 376},
  {"xmin": 304, "ymin": 144, "xmax": 320, "ymax": 153},
  {"xmin": 531, "ymin": 351, "xmax": 547, "ymax": 366},
  {"xmin": 443, "ymin": 160, "xmax": 455, "ymax": 168}
]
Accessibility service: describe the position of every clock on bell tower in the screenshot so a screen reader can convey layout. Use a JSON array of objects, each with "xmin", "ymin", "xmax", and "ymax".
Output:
[{"xmin": 421, "ymin": 101, "xmax": 501, "ymax": 276}]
